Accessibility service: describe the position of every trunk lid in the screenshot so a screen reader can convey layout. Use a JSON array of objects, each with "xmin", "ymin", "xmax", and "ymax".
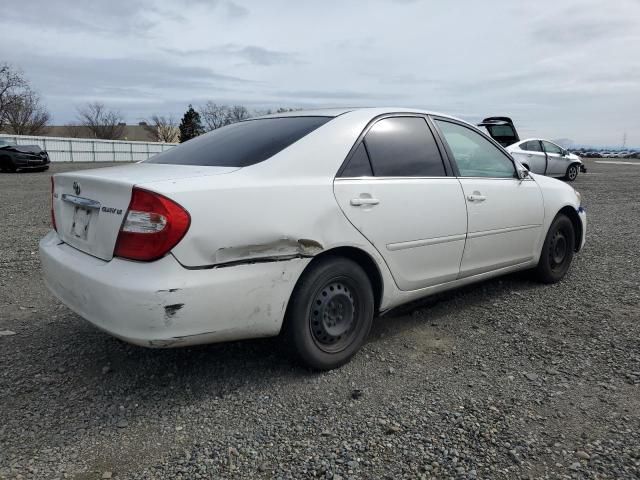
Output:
[
  {"xmin": 477, "ymin": 116, "xmax": 520, "ymax": 147},
  {"xmin": 52, "ymin": 163, "xmax": 239, "ymax": 260}
]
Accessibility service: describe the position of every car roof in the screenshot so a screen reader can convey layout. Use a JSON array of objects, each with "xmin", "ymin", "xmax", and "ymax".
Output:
[{"xmin": 252, "ymin": 107, "xmax": 465, "ymax": 122}]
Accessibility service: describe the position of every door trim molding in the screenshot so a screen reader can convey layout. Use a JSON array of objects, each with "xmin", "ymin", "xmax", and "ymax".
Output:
[
  {"xmin": 387, "ymin": 233, "xmax": 466, "ymax": 251},
  {"xmin": 467, "ymin": 224, "xmax": 540, "ymax": 239}
]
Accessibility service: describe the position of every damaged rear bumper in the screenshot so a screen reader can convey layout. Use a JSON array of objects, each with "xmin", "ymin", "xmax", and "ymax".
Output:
[{"xmin": 39, "ymin": 231, "xmax": 310, "ymax": 347}]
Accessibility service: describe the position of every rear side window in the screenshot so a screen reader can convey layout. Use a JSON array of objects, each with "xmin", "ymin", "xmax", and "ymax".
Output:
[
  {"xmin": 341, "ymin": 143, "xmax": 373, "ymax": 177},
  {"xmin": 363, "ymin": 117, "xmax": 446, "ymax": 177},
  {"xmin": 147, "ymin": 116, "xmax": 331, "ymax": 167},
  {"xmin": 522, "ymin": 140, "xmax": 542, "ymax": 152}
]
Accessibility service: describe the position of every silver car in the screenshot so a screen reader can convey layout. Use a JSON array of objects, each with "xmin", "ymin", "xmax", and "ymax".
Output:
[{"xmin": 507, "ymin": 139, "xmax": 586, "ymax": 181}]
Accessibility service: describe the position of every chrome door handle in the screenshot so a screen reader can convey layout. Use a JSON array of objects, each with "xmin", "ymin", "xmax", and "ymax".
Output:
[
  {"xmin": 350, "ymin": 197, "xmax": 380, "ymax": 206},
  {"xmin": 467, "ymin": 194, "xmax": 486, "ymax": 202}
]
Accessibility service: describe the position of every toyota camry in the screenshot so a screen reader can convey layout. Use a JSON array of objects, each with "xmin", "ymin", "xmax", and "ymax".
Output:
[{"xmin": 40, "ymin": 108, "xmax": 586, "ymax": 370}]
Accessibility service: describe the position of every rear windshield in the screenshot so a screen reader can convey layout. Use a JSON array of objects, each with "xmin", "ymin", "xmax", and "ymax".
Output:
[
  {"xmin": 486, "ymin": 125, "xmax": 516, "ymax": 138},
  {"xmin": 146, "ymin": 116, "xmax": 332, "ymax": 167}
]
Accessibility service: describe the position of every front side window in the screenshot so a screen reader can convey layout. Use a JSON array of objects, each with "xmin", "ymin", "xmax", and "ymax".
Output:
[
  {"xmin": 542, "ymin": 141, "xmax": 563, "ymax": 155},
  {"xmin": 435, "ymin": 120, "xmax": 515, "ymax": 178},
  {"xmin": 147, "ymin": 116, "xmax": 331, "ymax": 167},
  {"xmin": 363, "ymin": 117, "xmax": 446, "ymax": 177}
]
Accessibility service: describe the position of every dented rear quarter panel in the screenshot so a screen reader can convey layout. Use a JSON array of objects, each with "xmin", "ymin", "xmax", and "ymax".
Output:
[{"xmin": 137, "ymin": 110, "xmax": 401, "ymax": 309}]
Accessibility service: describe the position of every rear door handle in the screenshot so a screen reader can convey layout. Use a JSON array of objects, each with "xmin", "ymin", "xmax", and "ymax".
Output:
[
  {"xmin": 350, "ymin": 197, "xmax": 380, "ymax": 206},
  {"xmin": 467, "ymin": 194, "xmax": 486, "ymax": 202}
]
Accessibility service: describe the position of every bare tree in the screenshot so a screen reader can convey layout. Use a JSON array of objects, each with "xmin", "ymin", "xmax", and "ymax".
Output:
[
  {"xmin": 226, "ymin": 105, "xmax": 250, "ymax": 124},
  {"xmin": 2, "ymin": 88, "xmax": 50, "ymax": 135},
  {"xmin": 0, "ymin": 63, "xmax": 27, "ymax": 130},
  {"xmin": 77, "ymin": 102, "xmax": 125, "ymax": 139},
  {"xmin": 61, "ymin": 123, "xmax": 86, "ymax": 138},
  {"xmin": 200, "ymin": 102, "xmax": 230, "ymax": 131},
  {"xmin": 144, "ymin": 115, "xmax": 179, "ymax": 143}
]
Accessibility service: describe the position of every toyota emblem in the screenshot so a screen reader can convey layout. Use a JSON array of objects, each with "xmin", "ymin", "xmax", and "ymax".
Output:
[{"xmin": 73, "ymin": 181, "xmax": 81, "ymax": 195}]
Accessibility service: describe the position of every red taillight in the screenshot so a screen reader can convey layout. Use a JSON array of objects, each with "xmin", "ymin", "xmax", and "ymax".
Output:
[
  {"xmin": 114, "ymin": 188, "xmax": 190, "ymax": 262},
  {"xmin": 50, "ymin": 176, "xmax": 57, "ymax": 231}
]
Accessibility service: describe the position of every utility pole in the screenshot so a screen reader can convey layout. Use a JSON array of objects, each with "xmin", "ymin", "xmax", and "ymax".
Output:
[{"xmin": 622, "ymin": 132, "xmax": 627, "ymax": 149}]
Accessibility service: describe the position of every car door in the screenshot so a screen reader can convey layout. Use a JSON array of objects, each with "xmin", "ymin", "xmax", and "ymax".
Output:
[
  {"xmin": 541, "ymin": 140, "xmax": 566, "ymax": 176},
  {"xmin": 432, "ymin": 118, "xmax": 544, "ymax": 278},
  {"xmin": 333, "ymin": 115, "xmax": 468, "ymax": 291},
  {"xmin": 518, "ymin": 140, "xmax": 547, "ymax": 174}
]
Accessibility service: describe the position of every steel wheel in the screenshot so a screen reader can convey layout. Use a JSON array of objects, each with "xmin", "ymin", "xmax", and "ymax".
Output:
[
  {"xmin": 309, "ymin": 279, "xmax": 359, "ymax": 353},
  {"xmin": 535, "ymin": 214, "xmax": 575, "ymax": 283},
  {"xmin": 548, "ymin": 229, "xmax": 569, "ymax": 272},
  {"xmin": 285, "ymin": 256, "xmax": 374, "ymax": 370}
]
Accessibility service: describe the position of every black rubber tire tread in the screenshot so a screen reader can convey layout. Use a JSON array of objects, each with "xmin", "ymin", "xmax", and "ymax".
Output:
[
  {"xmin": 535, "ymin": 214, "xmax": 575, "ymax": 284},
  {"xmin": 284, "ymin": 256, "xmax": 374, "ymax": 370}
]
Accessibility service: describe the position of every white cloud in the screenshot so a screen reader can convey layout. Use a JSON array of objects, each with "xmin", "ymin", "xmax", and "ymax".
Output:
[{"xmin": 1, "ymin": 0, "xmax": 639, "ymax": 145}]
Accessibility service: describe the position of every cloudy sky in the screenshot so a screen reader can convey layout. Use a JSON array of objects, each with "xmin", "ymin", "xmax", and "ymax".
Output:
[{"xmin": 2, "ymin": 0, "xmax": 639, "ymax": 146}]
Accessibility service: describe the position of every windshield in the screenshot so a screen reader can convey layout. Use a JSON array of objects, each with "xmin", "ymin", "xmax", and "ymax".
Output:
[
  {"xmin": 0, "ymin": 139, "xmax": 17, "ymax": 147},
  {"xmin": 146, "ymin": 116, "xmax": 332, "ymax": 167}
]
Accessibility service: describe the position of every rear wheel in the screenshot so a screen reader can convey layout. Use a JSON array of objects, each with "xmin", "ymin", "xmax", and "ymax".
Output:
[
  {"xmin": 284, "ymin": 256, "xmax": 374, "ymax": 370},
  {"xmin": 534, "ymin": 214, "xmax": 575, "ymax": 283},
  {"xmin": 565, "ymin": 164, "xmax": 579, "ymax": 181}
]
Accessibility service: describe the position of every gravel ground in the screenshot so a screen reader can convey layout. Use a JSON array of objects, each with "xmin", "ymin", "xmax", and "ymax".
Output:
[{"xmin": 0, "ymin": 160, "xmax": 639, "ymax": 479}]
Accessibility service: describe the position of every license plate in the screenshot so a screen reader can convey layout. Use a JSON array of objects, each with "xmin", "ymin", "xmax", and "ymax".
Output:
[{"xmin": 71, "ymin": 206, "xmax": 92, "ymax": 240}]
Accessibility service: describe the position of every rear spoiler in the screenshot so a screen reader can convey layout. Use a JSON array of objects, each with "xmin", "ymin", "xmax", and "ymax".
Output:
[{"xmin": 477, "ymin": 116, "xmax": 520, "ymax": 147}]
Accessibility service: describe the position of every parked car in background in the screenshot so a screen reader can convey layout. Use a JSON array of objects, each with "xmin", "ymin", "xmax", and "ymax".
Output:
[
  {"xmin": 506, "ymin": 139, "xmax": 586, "ymax": 181},
  {"xmin": 40, "ymin": 108, "xmax": 586, "ymax": 370},
  {"xmin": 0, "ymin": 138, "xmax": 50, "ymax": 172}
]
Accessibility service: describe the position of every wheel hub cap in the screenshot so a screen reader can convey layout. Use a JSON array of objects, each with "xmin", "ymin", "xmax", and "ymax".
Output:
[{"xmin": 311, "ymin": 281, "xmax": 355, "ymax": 347}]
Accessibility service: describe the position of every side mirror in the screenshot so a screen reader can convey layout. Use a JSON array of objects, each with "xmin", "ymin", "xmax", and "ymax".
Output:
[{"xmin": 516, "ymin": 166, "xmax": 530, "ymax": 180}]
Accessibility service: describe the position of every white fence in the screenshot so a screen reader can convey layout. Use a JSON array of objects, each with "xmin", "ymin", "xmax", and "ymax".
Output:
[{"xmin": 0, "ymin": 134, "xmax": 177, "ymax": 163}]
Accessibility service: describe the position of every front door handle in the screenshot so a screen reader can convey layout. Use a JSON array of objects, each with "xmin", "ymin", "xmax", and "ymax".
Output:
[
  {"xmin": 467, "ymin": 194, "xmax": 486, "ymax": 202},
  {"xmin": 350, "ymin": 197, "xmax": 380, "ymax": 206}
]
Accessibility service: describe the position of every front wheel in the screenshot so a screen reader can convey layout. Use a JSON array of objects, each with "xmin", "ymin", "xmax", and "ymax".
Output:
[
  {"xmin": 0, "ymin": 156, "xmax": 16, "ymax": 173},
  {"xmin": 534, "ymin": 215, "xmax": 575, "ymax": 284},
  {"xmin": 565, "ymin": 164, "xmax": 579, "ymax": 181},
  {"xmin": 284, "ymin": 256, "xmax": 374, "ymax": 370}
]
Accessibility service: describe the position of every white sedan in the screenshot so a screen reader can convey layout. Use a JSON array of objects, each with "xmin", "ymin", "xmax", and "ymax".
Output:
[
  {"xmin": 40, "ymin": 108, "xmax": 586, "ymax": 370},
  {"xmin": 506, "ymin": 139, "xmax": 586, "ymax": 181}
]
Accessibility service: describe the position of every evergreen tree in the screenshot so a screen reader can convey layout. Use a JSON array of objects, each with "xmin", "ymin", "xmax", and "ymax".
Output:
[{"xmin": 178, "ymin": 104, "xmax": 204, "ymax": 142}]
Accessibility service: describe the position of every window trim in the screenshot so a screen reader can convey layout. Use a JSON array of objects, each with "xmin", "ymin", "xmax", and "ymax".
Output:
[
  {"xmin": 336, "ymin": 113, "xmax": 455, "ymax": 179},
  {"xmin": 429, "ymin": 115, "xmax": 519, "ymax": 180}
]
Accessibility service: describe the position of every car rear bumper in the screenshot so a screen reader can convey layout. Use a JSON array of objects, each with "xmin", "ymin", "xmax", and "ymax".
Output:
[{"xmin": 39, "ymin": 231, "xmax": 309, "ymax": 347}]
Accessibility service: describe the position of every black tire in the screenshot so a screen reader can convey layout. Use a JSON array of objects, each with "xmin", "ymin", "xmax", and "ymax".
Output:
[
  {"xmin": 284, "ymin": 256, "xmax": 374, "ymax": 370},
  {"xmin": 564, "ymin": 164, "xmax": 579, "ymax": 181},
  {"xmin": 535, "ymin": 215, "xmax": 575, "ymax": 284}
]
